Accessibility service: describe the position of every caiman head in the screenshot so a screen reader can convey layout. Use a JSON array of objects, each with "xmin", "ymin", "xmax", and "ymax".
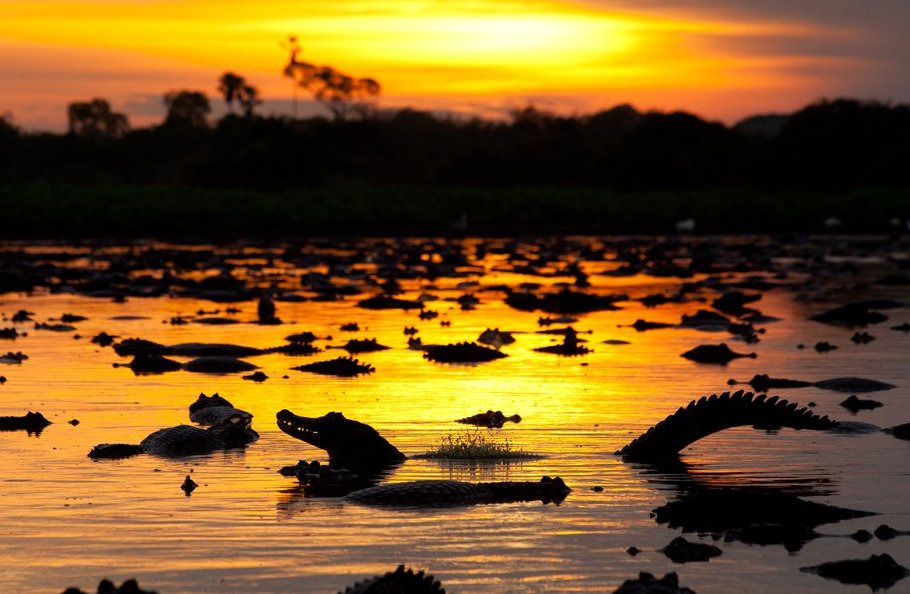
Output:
[
  {"xmin": 208, "ymin": 413, "xmax": 260, "ymax": 448},
  {"xmin": 276, "ymin": 410, "xmax": 406, "ymax": 471},
  {"xmin": 533, "ymin": 476, "xmax": 572, "ymax": 504}
]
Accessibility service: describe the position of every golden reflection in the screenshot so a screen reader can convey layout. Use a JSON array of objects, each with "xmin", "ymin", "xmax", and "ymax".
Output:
[{"xmin": 2, "ymin": 239, "xmax": 908, "ymax": 592}]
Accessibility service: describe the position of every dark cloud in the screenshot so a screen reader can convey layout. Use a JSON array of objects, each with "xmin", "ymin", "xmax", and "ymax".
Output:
[
  {"xmin": 582, "ymin": 0, "xmax": 910, "ymax": 102},
  {"xmin": 588, "ymin": 0, "xmax": 910, "ymax": 29}
]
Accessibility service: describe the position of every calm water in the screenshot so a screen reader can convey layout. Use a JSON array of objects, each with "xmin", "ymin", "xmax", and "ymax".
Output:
[{"xmin": 0, "ymin": 238, "xmax": 908, "ymax": 593}]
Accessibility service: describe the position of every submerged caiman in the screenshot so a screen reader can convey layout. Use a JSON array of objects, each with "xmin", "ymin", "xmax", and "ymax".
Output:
[{"xmin": 90, "ymin": 394, "xmax": 258, "ymax": 459}]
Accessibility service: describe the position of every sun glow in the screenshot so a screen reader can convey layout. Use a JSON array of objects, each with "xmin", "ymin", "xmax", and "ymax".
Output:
[{"xmin": 0, "ymin": 0, "xmax": 853, "ymax": 128}]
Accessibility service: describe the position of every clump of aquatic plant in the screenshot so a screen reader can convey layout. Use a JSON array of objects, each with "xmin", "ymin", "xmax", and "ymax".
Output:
[{"xmin": 422, "ymin": 430, "xmax": 538, "ymax": 460}]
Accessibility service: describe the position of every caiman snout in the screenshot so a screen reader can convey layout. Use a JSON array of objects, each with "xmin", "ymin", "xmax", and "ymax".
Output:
[{"xmin": 276, "ymin": 409, "xmax": 329, "ymax": 449}]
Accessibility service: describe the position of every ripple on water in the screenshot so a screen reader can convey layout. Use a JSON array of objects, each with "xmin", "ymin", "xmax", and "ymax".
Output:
[{"xmin": 0, "ymin": 238, "xmax": 908, "ymax": 593}]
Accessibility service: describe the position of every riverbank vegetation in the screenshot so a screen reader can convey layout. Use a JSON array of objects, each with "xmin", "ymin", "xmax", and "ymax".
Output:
[
  {"xmin": 1, "ymin": 97, "xmax": 908, "ymax": 238},
  {"xmin": 0, "ymin": 184, "xmax": 905, "ymax": 239}
]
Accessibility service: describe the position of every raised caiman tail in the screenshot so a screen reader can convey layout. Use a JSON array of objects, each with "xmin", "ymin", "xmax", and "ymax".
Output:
[
  {"xmin": 343, "ymin": 476, "xmax": 570, "ymax": 507},
  {"xmin": 617, "ymin": 390, "xmax": 837, "ymax": 462}
]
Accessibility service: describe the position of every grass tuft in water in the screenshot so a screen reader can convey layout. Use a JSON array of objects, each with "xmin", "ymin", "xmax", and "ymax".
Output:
[{"xmin": 422, "ymin": 430, "xmax": 539, "ymax": 460}]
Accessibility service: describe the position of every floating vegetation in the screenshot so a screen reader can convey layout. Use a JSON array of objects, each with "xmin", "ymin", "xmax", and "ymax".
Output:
[{"xmin": 422, "ymin": 430, "xmax": 538, "ymax": 460}]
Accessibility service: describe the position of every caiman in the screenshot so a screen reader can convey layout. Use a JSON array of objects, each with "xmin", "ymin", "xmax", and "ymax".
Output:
[
  {"xmin": 340, "ymin": 565, "xmax": 444, "ymax": 593},
  {"xmin": 343, "ymin": 476, "xmax": 570, "ymax": 507},
  {"xmin": 276, "ymin": 410, "xmax": 570, "ymax": 505},
  {"xmin": 0, "ymin": 411, "xmax": 51, "ymax": 434},
  {"xmin": 276, "ymin": 410, "xmax": 405, "ymax": 473},
  {"xmin": 89, "ymin": 395, "xmax": 258, "ymax": 459},
  {"xmin": 617, "ymin": 391, "xmax": 837, "ymax": 462}
]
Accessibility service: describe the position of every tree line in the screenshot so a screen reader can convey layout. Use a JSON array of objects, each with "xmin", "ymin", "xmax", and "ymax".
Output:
[
  {"xmin": 1, "ymin": 95, "xmax": 907, "ymax": 192},
  {"xmin": 4, "ymin": 38, "xmax": 905, "ymax": 193}
]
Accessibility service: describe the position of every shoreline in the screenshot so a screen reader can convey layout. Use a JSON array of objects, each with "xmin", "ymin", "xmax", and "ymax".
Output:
[{"xmin": 1, "ymin": 183, "xmax": 907, "ymax": 239}]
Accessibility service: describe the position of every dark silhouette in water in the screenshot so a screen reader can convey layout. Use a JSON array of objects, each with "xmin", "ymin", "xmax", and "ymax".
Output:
[
  {"xmin": 801, "ymin": 554, "xmax": 909, "ymax": 590},
  {"xmin": 340, "ymin": 565, "xmax": 444, "ymax": 593},
  {"xmin": 456, "ymin": 410, "xmax": 521, "ymax": 428},
  {"xmin": 653, "ymin": 488, "xmax": 875, "ymax": 552},
  {"xmin": 0, "ymin": 411, "xmax": 51, "ymax": 435},
  {"xmin": 276, "ymin": 410, "xmax": 405, "ymax": 474},
  {"xmin": 680, "ymin": 344, "xmax": 756, "ymax": 364},
  {"xmin": 612, "ymin": 572, "xmax": 695, "ymax": 594},
  {"xmin": 62, "ymin": 578, "xmax": 157, "ymax": 594}
]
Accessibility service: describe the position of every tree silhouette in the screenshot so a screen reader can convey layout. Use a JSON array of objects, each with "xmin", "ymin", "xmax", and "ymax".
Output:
[
  {"xmin": 66, "ymin": 99, "xmax": 129, "ymax": 138},
  {"xmin": 283, "ymin": 39, "xmax": 380, "ymax": 120},
  {"xmin": 237, "ymin": 84, "xmax": 261, "ymax": 117},
  {"xmin": 218, "ymin": 73, "xmax": 244, "ymax": 114},
  {"xmin": 0, "ymin": 112, "xmax": 17, "ymax": 139},
  {"xmin": 163, "ymin": 90, "xmax": 211, "ymax": 128},
  {"xmin": 217, "ymin": 72, "xmax": 261, "ymax": 117}
]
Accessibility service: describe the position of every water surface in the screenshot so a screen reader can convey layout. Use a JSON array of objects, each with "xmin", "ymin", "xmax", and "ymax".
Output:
[{"xmin": 1, "ymin": 237, "xmax": 908, "ymax": 593}]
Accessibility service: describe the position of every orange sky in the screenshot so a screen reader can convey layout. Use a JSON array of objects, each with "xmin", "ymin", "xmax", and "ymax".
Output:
[{"xmin": 2, "ymin": 0, "xmax": 907, "ymax": 130}]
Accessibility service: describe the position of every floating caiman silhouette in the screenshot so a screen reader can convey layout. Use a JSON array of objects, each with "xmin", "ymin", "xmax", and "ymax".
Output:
[
  {"xmin": 340, "ymin": 565, "xmax": 444, "ymax": 593},
  {"xmin": 0, "ymin": 411, "xmax": 51, "ymax": 434},
  {"xmin": 343, "ymin": 476, "xmax": 570, "ymax": 507},
  {"xmin": 801, "ymin": 554, "xmax": 909, "ymax": 590},
  {"xmin": 613, "ymin": 572, "xmax": 695, "ymax": 594},
  {"xmin": 728, "ymin": 374, "xmax": 896, "ymax": 393}
]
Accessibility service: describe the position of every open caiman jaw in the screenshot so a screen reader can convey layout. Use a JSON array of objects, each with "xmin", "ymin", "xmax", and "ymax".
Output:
[{"xmin": 276, "ymin": 409, "xmax": 328, "ymax": 449}]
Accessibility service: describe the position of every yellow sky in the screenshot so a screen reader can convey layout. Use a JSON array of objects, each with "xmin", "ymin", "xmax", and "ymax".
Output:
[{"xmin": 0, "ymin": 0, "xmax": 870, "ymax": 129}]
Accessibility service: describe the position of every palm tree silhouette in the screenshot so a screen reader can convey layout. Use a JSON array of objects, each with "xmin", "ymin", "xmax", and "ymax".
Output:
[{"xmin": 218, "ymin": 72, "xmax": 245, "ymax": 114}]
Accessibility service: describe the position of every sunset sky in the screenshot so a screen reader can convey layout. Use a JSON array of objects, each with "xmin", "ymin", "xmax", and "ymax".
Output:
[{"xmin": 2, "ymin": 0, "xmax": 908, "ymax": 130}]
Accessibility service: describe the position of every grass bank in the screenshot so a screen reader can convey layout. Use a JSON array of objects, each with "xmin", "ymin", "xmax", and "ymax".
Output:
[{"xmin": 0, "ymin": 183, "xmax": 906, "ymax": 239}]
